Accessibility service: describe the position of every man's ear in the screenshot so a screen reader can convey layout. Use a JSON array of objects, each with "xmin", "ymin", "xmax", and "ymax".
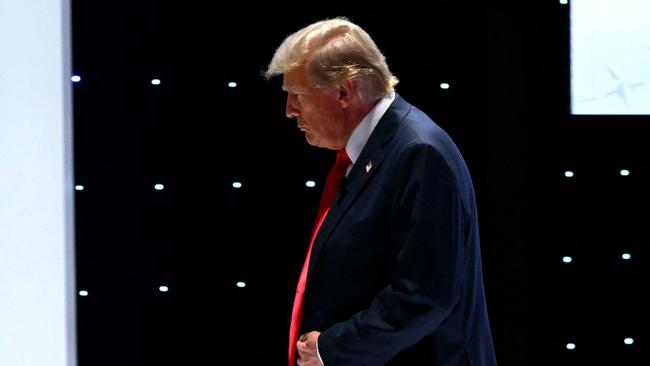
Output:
[{"xmin": 338, "ymin": 78, "xmax": 355, "ymax": 108}]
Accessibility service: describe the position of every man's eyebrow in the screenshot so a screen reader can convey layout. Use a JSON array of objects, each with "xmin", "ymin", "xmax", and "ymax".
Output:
[{"xmin": 282, "ymin": 86, "xmax": 307, "ymax": 93}]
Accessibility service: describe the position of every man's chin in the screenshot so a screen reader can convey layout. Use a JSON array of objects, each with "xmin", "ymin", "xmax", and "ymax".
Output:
[
  {"xmin": 304, "ymin": 134, "xmax": 320, "ymax": 148},
  {"xmin": 305, "ymin": 138, "xmax": 318, "ymax": 147}
]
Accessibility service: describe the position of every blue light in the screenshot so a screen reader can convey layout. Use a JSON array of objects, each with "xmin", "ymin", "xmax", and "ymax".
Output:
[
  {"xmin": 236, "ymin": 281, "xmax": 246, "ymax": 288},
  {"xmin": 71, "ymin": 75, "xmax": 81, "ymax": 82}
]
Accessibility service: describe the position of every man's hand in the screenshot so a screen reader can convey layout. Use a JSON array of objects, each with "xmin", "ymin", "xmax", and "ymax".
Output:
[{"xmin": 297, "ymin": 331, "xmax": 323, "ymax": 366}]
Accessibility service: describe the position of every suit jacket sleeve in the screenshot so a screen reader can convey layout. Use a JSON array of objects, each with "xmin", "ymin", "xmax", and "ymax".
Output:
[{"xmin": 318, "ymin": 142, "xmax": 471, "ymax": 365}]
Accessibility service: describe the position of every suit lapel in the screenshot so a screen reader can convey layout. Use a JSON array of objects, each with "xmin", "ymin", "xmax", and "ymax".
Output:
[{"xmin": 306, "ymin": 95, "xmax": 411, "ymax": 280}]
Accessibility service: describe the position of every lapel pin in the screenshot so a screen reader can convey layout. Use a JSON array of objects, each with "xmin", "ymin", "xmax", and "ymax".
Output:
[{"xmin": 365, "ymin": 161, "xmax": 373, "ymax": 173}]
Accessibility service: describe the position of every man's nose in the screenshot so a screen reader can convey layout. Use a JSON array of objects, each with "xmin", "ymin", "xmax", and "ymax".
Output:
[{"xmin": 286, "ymin": 97, "xmax": 300, "ymax": 118}]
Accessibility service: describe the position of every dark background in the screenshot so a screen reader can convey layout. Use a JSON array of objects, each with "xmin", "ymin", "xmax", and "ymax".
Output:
[{"xmin": 71, "ymin": 1, "xmax": 648, "ymax": 365}]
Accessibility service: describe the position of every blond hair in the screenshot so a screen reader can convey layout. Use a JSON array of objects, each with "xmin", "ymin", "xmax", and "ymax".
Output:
[{"xmin": 264, "ymin": 17, "xmax": 399, "ymax": 101}]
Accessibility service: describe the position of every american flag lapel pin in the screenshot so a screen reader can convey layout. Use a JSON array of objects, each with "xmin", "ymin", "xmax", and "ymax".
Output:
[{"xmin": 365, "ymin": 161, "xmax": 373, "ymax": 173}]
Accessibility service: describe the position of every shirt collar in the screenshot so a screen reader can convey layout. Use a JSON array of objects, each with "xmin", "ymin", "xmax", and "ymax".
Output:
[{"xmin": 345, "ymin": 92, "xmax": 396, "ymax": 164}]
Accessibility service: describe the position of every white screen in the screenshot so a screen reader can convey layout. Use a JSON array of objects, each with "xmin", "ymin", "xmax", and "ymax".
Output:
[
  {"xmin": 0, "ymin": 0, "xmax": 76, "ymax": 365},
  {"xmin": 571, "ymin": 0, "xmax": 650, "ymax": 115}
]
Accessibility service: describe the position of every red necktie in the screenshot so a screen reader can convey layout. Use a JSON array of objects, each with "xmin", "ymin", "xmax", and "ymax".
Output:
[{"xmin": 288, "ymin": 150, "xmax": 352, "ymax": 366}]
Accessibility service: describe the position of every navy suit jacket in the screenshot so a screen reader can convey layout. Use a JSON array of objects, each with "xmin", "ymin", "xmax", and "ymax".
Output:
[{"xmin": 300, "ymin": 95, "xmax": 497, "ymax": 366}]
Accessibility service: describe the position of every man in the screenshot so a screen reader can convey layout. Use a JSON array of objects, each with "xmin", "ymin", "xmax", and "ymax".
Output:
[{"xmin": 265, "ymin": 17, "xmax": 497, "ymax": 366}]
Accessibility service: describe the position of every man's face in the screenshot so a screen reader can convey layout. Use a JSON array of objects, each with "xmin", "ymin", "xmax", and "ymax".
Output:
[{"xmin": 282, "ymin": 67, "xmax": 346, "ymax": 150}]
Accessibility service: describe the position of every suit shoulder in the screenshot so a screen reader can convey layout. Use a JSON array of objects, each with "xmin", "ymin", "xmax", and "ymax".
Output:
[{"xmin": 394, "ymin": 105, "xmax": 461, "ymax": 161}]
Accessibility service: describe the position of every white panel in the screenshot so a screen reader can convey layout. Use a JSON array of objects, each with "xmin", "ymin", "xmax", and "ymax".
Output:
[
  {"xmin": 0, "ymin": 0, "xmax": 76, "ymax": 365},
  {"xmin": 571, "ymin": 0, "xmax": 650, "ymax": 115}
]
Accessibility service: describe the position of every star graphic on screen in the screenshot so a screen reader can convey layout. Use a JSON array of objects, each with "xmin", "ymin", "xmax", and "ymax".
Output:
[{"xmin": 600, "ymin": 62, "xmax": 647, "ymax": 108}]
